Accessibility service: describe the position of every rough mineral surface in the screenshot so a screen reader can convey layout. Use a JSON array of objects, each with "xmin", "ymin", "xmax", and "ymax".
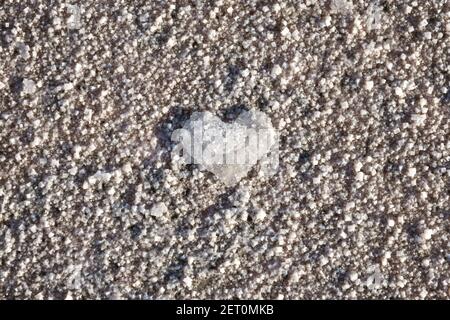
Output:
[{"xmin": 0, "ymin": 1, "xmax": 449, "ymax": 299}]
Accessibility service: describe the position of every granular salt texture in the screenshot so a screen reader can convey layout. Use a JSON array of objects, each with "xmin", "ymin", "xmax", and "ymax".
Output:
[{"xmin": 0, "ymin": 0, "xmax": 449, "ymax": 300}]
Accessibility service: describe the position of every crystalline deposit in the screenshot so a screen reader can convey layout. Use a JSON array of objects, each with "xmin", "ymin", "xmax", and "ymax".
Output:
[
  {"xmin": 150, "ymin": 202, "xmax": 168, "ymax": 218},
  {"xmin": 330, "ymin": 0, "xmax": 354, "ymax": 14},
  {"xmin": 22, "ymin": 79, "xmax": 36, "ymax": 95},
  {"xmin": 172, "ymin": 109, "xmax": 278, "ymax": 186}
]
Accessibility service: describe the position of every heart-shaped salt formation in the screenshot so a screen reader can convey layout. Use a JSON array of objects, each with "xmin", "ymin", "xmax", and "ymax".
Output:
[{"xmin": 172, "ymin": 109, "xmax": 279, "ymax": 185}]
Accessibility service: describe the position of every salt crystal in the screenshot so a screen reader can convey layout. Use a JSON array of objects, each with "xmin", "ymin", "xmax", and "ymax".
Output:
[
  {"xmin": 364, "ymin": 80, "xmax": 374, "ymax": 91},
  {"xmin": 281, "ymin": 27, "xmax": 290, "ymax": 37},
  {"xmin": 407, "ymin": 167, "xmax": 416, "ymax": 177},
  {"xmin": 183, "ymin": 276, "xmax": 193, "ymax": 288},
  {"xmin": 355, "ymin": 171, "xmax": 365, "ymax": 181},
  {"xmin": 150, "ymin": 202, "xmax": 168, "ymax": 218},
  {"xmin": 411, "ymin": 114, "xmax": 426, "ymax": 126},
  {"xmin": 271, "ymin": 64, "xmax": 283, "ymax": 78},
  {"xmin": 255, "ymin": 209, "xmax": 266, "ymax": 221},
  {"xmin": 394, "ymin": 87, "xmax": 404, "ymax": 97},
  {"xmin": 354, "ymin": 161, "xmax": 363, "ymax": 172},
  {"xmin": 122, "ymin": 163, "xmax": 132, "ymax": 174},
  {"xmin": 422, "ymin": 229, "xmax": 432, "ymax": 241},
  {"xmin": 22, "ymin": 79, "xmax": 36, "ymax": 95},
  {"xmin": 348, "ymin": 271, "xmax": 358, "ymax": 282}
]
